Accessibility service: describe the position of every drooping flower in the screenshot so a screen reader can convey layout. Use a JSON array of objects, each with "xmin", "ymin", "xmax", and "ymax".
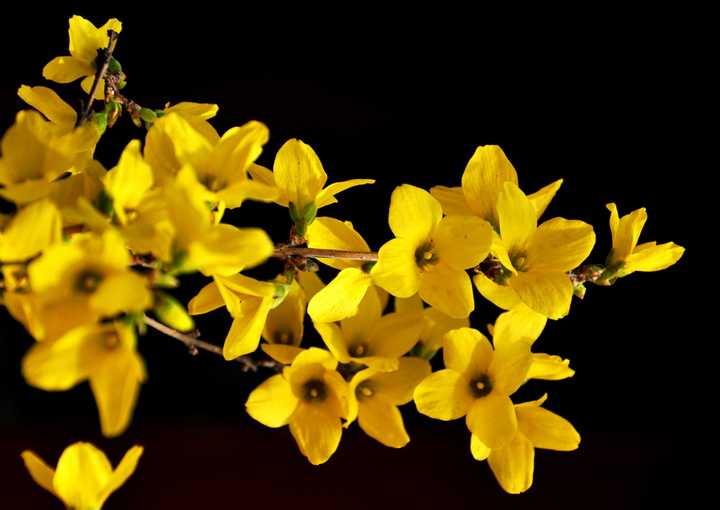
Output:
[
  {"xmin": 22, "ymin": 442, "xmax": 142, "ymax": 510},
  {"xmin": 473, "ymin": 182, "xmax": 595, "ymax": 319},
  {"xmin": 261, "ymin": 279, "xmax": 307, "ymax": 364},
  {"xmin": 371, "ymin": 184, "xmax": 493, "ymax": 319},
  {"xmin": 43, "ymin": 15, "xmax": 122, "ymax": 99},
  {"xmin": 347, "ymin": 357, "xmax": 430, "ymax": 448},
  {"xmin": 313, "ymin": 289, "xmax": 423, "ymax": 371},
  {"xmin": 246, "ymin": 348, "xmax": 349, "ymax": 465},
  {"xmin": 413, "ymin": 327, "xmax": 532, "ymax": 449},
  {"xmin": 605, "ymin": 203, "xmax": 685, "ymax": 279},
  {"xmin": 470, "ymin": 394, "xmax": 580, "ymax": 494},
  {"xmin": 22, "ymin": 321, "xmax": 146, "ymax": 436}
]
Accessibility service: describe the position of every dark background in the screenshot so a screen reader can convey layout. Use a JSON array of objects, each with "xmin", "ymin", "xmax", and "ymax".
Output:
[{"xmin": 1, "ymin": 7, "xmax": 693, "ymax": 509}]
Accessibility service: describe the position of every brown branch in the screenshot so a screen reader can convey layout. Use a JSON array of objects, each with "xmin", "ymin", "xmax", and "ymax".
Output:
[
  {"xmin": 78, "ymin": 29, "xmax": 119, "ymax": 125},
  {"xmin": 143, "ymin": 315, "xmax": 281, "ymax": 372},
  {"xmin": 272, "ymin": 246, "xmax": 378, "ymax": 262}
]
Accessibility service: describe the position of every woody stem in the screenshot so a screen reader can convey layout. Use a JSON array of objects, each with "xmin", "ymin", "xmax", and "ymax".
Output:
[
  {"xmin": 78, "ymin": 29, "xmax": 119, "ymax": 125},
  {"xmin": 272, "ymin": 246, "xmax": 378, "ymax": 262}
]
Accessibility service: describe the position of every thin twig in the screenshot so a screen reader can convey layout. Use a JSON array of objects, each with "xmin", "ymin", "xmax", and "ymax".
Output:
[
  {"xmin": 78, "ymin": 30, "xmax": 119, "ymax": 125},
  {"xmin": 143, "ymin": 315, "xmax": 281, "ymax": 372},
  {"xmin": 272, "ymin": 246, "xmax": 378, "ymax": 262}
]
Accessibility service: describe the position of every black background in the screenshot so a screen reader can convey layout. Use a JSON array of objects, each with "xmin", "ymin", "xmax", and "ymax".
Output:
[{"xmin": 0, "ymin": 7, "xmax": 692, "ymax": 509}]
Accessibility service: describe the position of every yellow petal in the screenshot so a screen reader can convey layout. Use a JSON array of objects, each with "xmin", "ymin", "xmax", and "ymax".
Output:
[
  {"xmin": 607, "ymin": 202, "xmax": 620, "ymax": 242},
  {"xmin": 526, "ymin": 218, "xmax": 595, "ymax": 272},
  {"xmin": 104, "ymin": 140, "xmax": 154, "ymax": 225},
  {"xmin": 388, "ymin": 184, "xmax": 442, "ymax": 244},
  {"xmin": 492, "ymin": 305, "xmax": 547, "ymax": 349},
  {"xmin": 313, "ymin": 322, "xmax": 351, "ymax": 363},
  {"xmin": 433, "ymin": 215, "xmax": 492, "ymax": 270},
  {"xmin": 289, "ymin": 403, "xmax": 343, "ymax": 465},
  {"xmin": 429, "ymin": 185, "xmax": 472, "ymax": 216},
  {"xmin": 191, "ymin": 225, "xmax": 273, "ymax": 276},
  {"xmin": 306, "ymin": 217, "xmax": 370, "ymax": 270},
  {"xmin": 443, "ymin": 327, "xmax": 493, "ymax": 375},
  {"xmin": 210, "ymin": 120, "xmax": 269, "ymax": 186},
  {"xmin": 516, "ymin": 401, "xmax": 580, "ymax": 451},
  {"xmin": 527, "ymin": 179, "xmax": 563, "ymax": 220},
  {"xmin": 217, "ymin": 180, "xmax": 279, "ymax": 208},
  {"xmin": 80, "ymin": 75, "xmax": 104, "ymax": 100},
  {"xmin": 359, "ymin": 396, "xmax": 410, "ymax": 448},
  {"xmin": 420, "ymin": 307, "xmax": 470, "ymax": 354},
  {"xmin": 490, "ymin": 339, "xmax": 532, "ymax": 396},
  {"xmin": 307, "ymin": 268, "xmax": 372, "ymax": 323},
  {"xmin": 527, "ymin": 353, "xmax": 575, "ymax": 380},
  {"xmin": 625, "ymin": 241, "xmax": 685, "ymax": 273},
  {"xmin": 69, "ymin": 15, "xmax": 120, "ymax": 62},
  {"xmin": 487, "ymin": 433, "xmax": 535, "ymax": 494},
  {"xmin": 0, "ymin": 199, "xmax": 62, "ymax": 262},
  {"xmin": 90, "ymin": 272, "xmax": 152, "ymax": 316},
  {"xmin": 371, "ymin": 238, "xmax": 420, "ymax": 297},
  {"xmin": 264, "ymin": 281, "xmax": 305, "ymax": 346},
  {"xmin": 372, "ymin": 357, "xmax": 431, "ymax": 405},
  {"xmin": 18, "ymin": 85, "xmax": 77, "ymax": 127},
  {"xmin": 222, "ymin": 298, "xmax": 273, "ymax": 360},
  {"xmin": 339, "ymin": 287, "xmax": 382, "ymax": 342},
  {"xmin": 97, "ymin": 446, "xmax": 143, "ymax": 507},
  {"xmin": 497, "ymin": 181, "xmax": 536, "ymax": 251},
  {"xmin": 460, "ymin": 145, "xmax": 518, "ymax": 224},
  {"xmin": 316, "ymin": 178, "xmax": 375, "ymax": 208},
  {"xmin": 296, "ymin": 271, "xmax": 325, "ymax": 302},
  {"xmin": 21, "ymin": 451, "xmax": 56, "ymax": 495},
  {"xmin": 188, "ymin": 282, "xmax": 225, "ymax": 315},
  {"xmin": 53, "ymin": 442, "xmax": 112, "ymax": 510},
  {"xmin": 472, "ymin": 272, "xmax": 521, "ymax": 311},
  {"xmin": 465, "ymin": 392, "xmax": 517, "ymax": 449},
  {"xmin": 273, "ymin": 139, "xmax": 327, "ymax": 211},
  {"xmin": 261, "ymin": 343, "xmax": 304, "ymax": 364},
  {"xmin": 470, "ymin": 435, "xmax": 491, "ymax": 461},
  {"xmin": 394, "ymin": 294, "xmax": 424, "ymax": 314},
  {"xmin": 609, "ymin": 205, "xmax": 647, "ymax": 263},
  {"xmin": 418, "ymin": 262, "xmax": 473, "ymax": 319},
  {"xmin": 90, "ymin": 349, "xmax": 146, "ymax": 437},
  {"xmin": 509, "ymin": 271, "xmax": 573, "ymax": 320},
  {"xmin": 413, "ymin": 369, "xmax": 473, "ymax": 420},
  {"xmin": 164, "ymin": 101, "xmax": 218, "ymax": 120},
  {"xmin": 366, "ymin": 310, "xmax": 424, "ymax": 359},
  {"xmin": 42, "ymin": 56, "xmax": 93, "ymax": 83},
  {"xmin": 246, "ymin": 374, "xmax": 299, "ymax": 428}
]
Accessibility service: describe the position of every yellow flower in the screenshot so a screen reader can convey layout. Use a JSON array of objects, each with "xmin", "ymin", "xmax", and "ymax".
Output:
[
  {"xmin": 413, "ymin": 327, "xmax": 532, "ymax": 449},
  {"xmin": 22, "ymin": 322, "xmax": 146, "ymax": 437},
  {"xmin": 430, "ymin": 145, "xmax": 563, "ymax": 227},
  {"xmin": 246, "ymin": 348, "xmax": 349, "ymax": 465},
  {"xmin": 0, "ymin": 110, "xmax": 99, "ymax": 205},
  {"xmin": 43, "ymin": 15, "xmax": 122, "ymax": 99},
  {"xmin": 162, "ymin": 101, "xmax": 220, "ymax": 142},
  {"xmin": 313, "ymin": 289, "xmax": 424, "ymax": 371},
  {"xmin": 26, "ymin": 230, "xmax": 152, "ymax": 341},
  {"xmin": 394, "ymin": 294, "xmax": 469, "ymax": 358},
  {"xmin": 305, "ymin": 216, "xmax": 376, "ymax": 322},
  {"xmin": 163, "ymin": 166, "xmax": 273, "ymax": 275},
  {"xmin": 188, "ymin": 273, "xmax": 278, "ymax": 360},
  {"xmin": 473, "ymin": 182, "xmax": 595, "ymax": 319},
  {"xmin": 371, "ymin": 184, "xmax": 493, "ymax": 319},
  {"xmin": 347, "ymin": 357, "xmax": 430, "ymax": 448},
  {"xmin": 249, "ymin": 139, "xmax": 374, "ymax": 227},
  {"xmin": 470, "ymin": 394, "xmax": 580, "ymax": 494},
  {"xmin": 17, "ymin": 85, "xmax": 79, "ymax": 132},
  {"xmin": 261, "ymin": 279, "xmax": 307, "ymax": 364},
  {"xmin": 0, "ymin": 199, "xmax": 62, "ymax": 264},
  {"xmin": 22, "ymin": 442, "xmax": 142, "ymax": 510},
  {"xmin": 144, "ymin": 112, "xmax": 277, "ymax": 207},
  {"xmin": 491, "ymin": 305, "xmax": 575, "ymax": 381},
  {"xmin": 605, "ymin": 203, "xmax": 685, "ymax": 278}
]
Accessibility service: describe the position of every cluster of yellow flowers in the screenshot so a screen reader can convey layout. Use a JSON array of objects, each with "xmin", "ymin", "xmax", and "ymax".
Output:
[{"xmin": 0, "ymin": 15, "xmax": 685, "ymax": 505}]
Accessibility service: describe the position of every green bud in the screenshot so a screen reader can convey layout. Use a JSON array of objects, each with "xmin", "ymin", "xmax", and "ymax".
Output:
[
  {"xmin": 139, "ymin": 107, "xmax": 157, "ymax": 124},
  {"xmin": 154, "ymin": 109, "xmax": 166, "ymax": 118},
  {"xmin": 94, "ymin": 111, "xmax": 108, "ymax": 134},
  {"xmin": 272, "ymin": 283, "xmax": 291, "ymax": 309},
  {"xmin": 573, "ymin": 283, "xmax": 587, "ymax": 300},
  {"xmin": 107, "ymin": 57, "xmax": 123, "ymax": 74},
  {"xmin": 302, "ymin": 202, "xmax": 317, "ymax": 225},
  {"xmin": 167, "ymin": 250, "xmax": 192, "ymax": 275},
  {"xmin": 153, "ymin": 273, "xmax": 179, "ymax": 288},
  {"xmin": 153, "ymin": 291, "xmax": 195, "ymax": 333},
  {"xmin": 95, "ymin": 189, "xmax": 114, "ymax": 217},
  {"xmin": 288, "ymin": 202, "xmax": 301, "ymax": 223}
]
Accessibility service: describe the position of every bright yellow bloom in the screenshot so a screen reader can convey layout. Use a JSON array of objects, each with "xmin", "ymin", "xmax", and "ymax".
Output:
[
  {"xmin": 414, "ymin": 327, "xmax": 532, "ymax": 449},
  {"xmin": 22, "ymin": 322, "xmax": 146, "ymax": 436},
  {"xmin": 188, "ymin": 273, "xmax": 278, "ymax": 360},
  {"xmin": 470, "ymin": 394, "xmax": 580, "ymax": 494},
  {"xmin": 261, "ymin": 279, "xmax": 307, "ymax": 364},
  {"xmin": 371, "ymin": 184, "xmax": 493, "ymax": 319},
  {"xmin": 162, "ymin": 101, "xmax": 220, "ymax": 141},
  {"xmin": 394, "ymin": 294, "xmax": 469, "ymax": 358},
  {"xmin": 0, "ymin": 199, "xmax": 62, "ymax": 264},
  {"xmin": 43, "ymin": 15, "xmax": 122, "ymax": 99},
  {"xmin": 18, "ymin": 85, "xmax": 79, "ymax": 132},
  {"xmin": 144, "ymin": 112, "xmax": 277, "ymax": 208},
  {"xmin": 491, "ymin": 305, "xmax": 575, "ymax": 381},
  {"xmin": 474, "ymin": 182, "xmax": 595, "ymax": 319},
  {"xmin": 22, "ymin": 442, "xmax": 142, "ymax": 510},
  {"xmin": 163, "ymin": 166, "xmax": 273, "ymax": 275},
  {"xmin": 314, "ymin": 289, "xmax": 423, "ymax": 371},
  {"xmin": 305, "ymin": 216, "xmax": 376, "ymax": 322},
  {"xmin": 0, "ymin": 110, "xmax": 99, "ymax": 205},
  {"xmin": 246, "ymin": 348, "xmax": 349, "ymax": 465},
  {"xmin": 605, "ymin": 203, "xmax": 685, "ymax": 278},
  {"xmin": 26, "ymin": 230, "xmax": 152, "ymax": 341},
  {"xmin": 248, "ymin": 138, "xmax": 374, "ymax": 221},
  {"xmin": 347, "ymin": 357, "xmax": 430, "ymax": 448},
  {"xmin": 430, "ymin": 145, "xmax": 563, "ymax": 227}
]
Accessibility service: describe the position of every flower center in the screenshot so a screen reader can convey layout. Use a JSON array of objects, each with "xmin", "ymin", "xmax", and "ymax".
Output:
[
  {"xmin": 355, "ymin": 381, "xmax": 375, "ymax": 401},
  {"xmin": 104, "ymin": 331, "xmax": 121, "ymax": 350},
  {"xmin": 349, "ymin": 343, "xmax": 368, "ymax": 357},
  {"xmin": 274, "ymin": 331, "xmax": 294, "ymax": 345},
  {"xmin": 469, "ymin": 373, "xmax": 493, "ymax": 398},
  {"xmin": 75, "ymin": 270, "xmax": 103, "ymax": 293},
  {"xmin": 303, "ymin": 379, "xmax": 327, "ymax": 402},
  {"xmin": 415, "ymin": 242, "xmax": 439, "ymax": 269},
  {"xmin": 510, "ymin": 251, "xmax": 528, "ymax": 272}
]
